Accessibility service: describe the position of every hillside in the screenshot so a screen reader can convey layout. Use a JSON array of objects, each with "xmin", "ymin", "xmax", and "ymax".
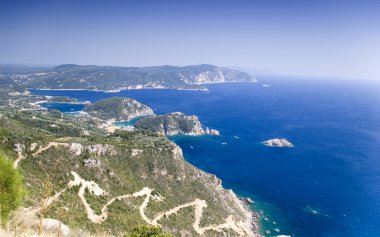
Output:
[
  {"xmin": 84, "ymin": 97, "xmax": 154, "ymax": 121},
  {"xmin": 1, "ymin": 64, "xmax": 256, "ymax": 91},
  {"xmin": 0, "ymin": 109, "xmax": 258, "ymax": 236},
  {"xmin": 134, "ymin": 112, "xmax": 220, "ymax": 136}
]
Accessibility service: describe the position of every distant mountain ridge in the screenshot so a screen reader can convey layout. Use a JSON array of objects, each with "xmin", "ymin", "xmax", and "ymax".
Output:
[{"xmin": 2, "ymin": 64, "xmax": 256, "ymax": 92}]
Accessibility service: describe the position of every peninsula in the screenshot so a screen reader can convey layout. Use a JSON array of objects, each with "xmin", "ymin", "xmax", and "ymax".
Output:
[
  {"xmin": 84, "ymin": 97, "xmax": 154, "ymax": 121},
  {"xmin": 134, "ymin": 112, "xmax": 220, "ymax": 136}
]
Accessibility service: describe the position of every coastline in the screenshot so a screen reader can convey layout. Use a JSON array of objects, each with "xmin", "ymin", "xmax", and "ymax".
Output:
[
  {"xmin": 170, "ymin": 141, "xmax": 260, "ymax": 236},
  {"xmin": 31, "ymin": 87, "xmax": 210, "ymax": 93},
  {"xmin": 29, "ymin": 87, "xmax": 263, "ymax": 236},
  {"xmin": 97, "ymin": 116, "xmax": 261, "ymax": 235},
  {"xmin": 28, "ymin": 80, "xmax": 259, "ymax": 94},
  {"xmin": 38, "ymin": 101, "xmax": 91, "ymax": 105},
  {"xmin": 196, "ymin": 80, "xmax": 258, "ymax": 85}
]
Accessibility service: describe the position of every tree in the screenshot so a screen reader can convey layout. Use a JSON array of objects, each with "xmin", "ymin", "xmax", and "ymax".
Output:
[
  {"xmin": 125, "ymin": 225, "xmax": 172, "ymax": 237},
  {"xmin": 0, "ymin": 153, "xmax": 24, "ymax": 225}
]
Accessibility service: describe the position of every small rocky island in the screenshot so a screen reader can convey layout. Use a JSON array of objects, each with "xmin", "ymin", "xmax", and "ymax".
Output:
[
  {"xmin": 84, "ymin": 97, "xmax": 154, "ymax": 121},
  {"xmin": 263, "ymin": 138, "xmax": 294, "ymax": 147},
  {"xmin": 134, "ymin": 112, "xmax": 220, "ymax": 136}
]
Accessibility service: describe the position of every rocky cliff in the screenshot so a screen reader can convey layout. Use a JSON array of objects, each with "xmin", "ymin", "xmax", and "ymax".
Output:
[
  {"xmin": 181, "ymin": 66, "xmax": 256, "ymax": 85},
  {"xmin": 0, "ymin": 110, "xmax": 258, "ymax": 237},
  {"xmin": 134, "ymin": 112, "xmax": 220, "ymax": 136}
]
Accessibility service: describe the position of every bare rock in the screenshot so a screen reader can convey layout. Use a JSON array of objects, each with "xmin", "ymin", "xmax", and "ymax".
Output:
[
  {"xmin": 41, "ymin": 218, "xmax": 70, "ymax": 236},
  {"xmin": 83, "ymin": 158, "xmax": 101, "ymax": 167},
  {"xmin": 262, "ymin": 138, "xmax": 294, "ymax": 147}
]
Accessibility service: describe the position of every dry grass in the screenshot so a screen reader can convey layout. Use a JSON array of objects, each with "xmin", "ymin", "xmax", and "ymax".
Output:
[{"xmin": 3, "ymin": 207, "xmax": 112, "ymax": 237}]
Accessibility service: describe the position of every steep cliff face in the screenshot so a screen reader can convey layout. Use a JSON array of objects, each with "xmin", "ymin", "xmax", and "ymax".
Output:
[
  {"xmin": 183, "ymin": 67, "xmax": 255, "ymax": 85},
  {"xmin": 0, "ymin": 112, "xmax": 258, "ymax": 237},
  {"xmin": 84, "ymin": 97, "xmax": 154, "ymax": 121},
  {"xmin": 134, "ymin": 112, "xmax": 220, "ymax": 136}
]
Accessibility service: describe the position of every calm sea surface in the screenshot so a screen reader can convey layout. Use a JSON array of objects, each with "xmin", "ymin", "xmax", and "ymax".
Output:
[{"xmin": 31, "ymin": 77, "xmax": 380, "ymax": 237}]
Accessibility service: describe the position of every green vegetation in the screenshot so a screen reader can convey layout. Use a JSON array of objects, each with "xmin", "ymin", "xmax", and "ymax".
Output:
[
  {"xmin": 125, "ymin": 225, "xmax": 172, "ymax": 237},
  {"xmin": 1, "ymin": 64, "xmax": 254, "ymax": 91},
  {"xmin": 0, "ymin": 153, "xmax": 24, "ymax": 225},
  {"xmin": 0, "ymin": 108, "xmax": 253, "ymax": 236},
  {"xmin": 135, "ymin": 112, "xmax": 201, "ymax": 135},
  {"xmin": 84, "ymin": 97, "xmax": 153, "ymax": 121},
  {"xmin": 0, "ymin": 64, "xmax": 257, "ymax": 236}
]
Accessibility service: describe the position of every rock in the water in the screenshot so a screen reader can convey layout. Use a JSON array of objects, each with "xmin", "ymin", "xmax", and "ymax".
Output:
[
  {"xmin": 246, "ymin": 197, "xmax": 254, "ymax": 204},
  {"xmin": 262, "ymin": 138, "xmax": 294, "ymax": 147},
  {"xmin": 205, "ymin": 127, "xmax": 220, "ymax": 135},
  {"xmin": 240, "ymin": 197, "xmax": 254, "ymax": 205}
]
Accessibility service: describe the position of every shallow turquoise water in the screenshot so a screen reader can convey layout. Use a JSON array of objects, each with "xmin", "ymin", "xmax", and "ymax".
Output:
[
  {"xmin": 112, "ymin": 116, "xmax": 143, "ymax": 126},
  {"xmin": 32, "ymin": 77, "xmax": 380, "ymax": 236}
]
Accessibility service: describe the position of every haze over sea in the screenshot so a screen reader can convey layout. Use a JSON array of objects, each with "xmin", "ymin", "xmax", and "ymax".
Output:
[{"xmin": 31, "ymin": 77, "xmax": 380, "ymax": 237}]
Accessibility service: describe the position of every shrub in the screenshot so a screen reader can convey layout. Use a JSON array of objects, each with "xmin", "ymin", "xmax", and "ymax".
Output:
[
  {"xmin": 0, "ymin": 153, "xmax": 24, "ymax": 225},
  {"xmin": 124, "ymin": 225, "xmax": 172, "ymax": 237}
]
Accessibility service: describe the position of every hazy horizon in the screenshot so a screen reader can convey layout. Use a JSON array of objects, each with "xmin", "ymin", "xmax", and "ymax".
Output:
[{"xmin": 1, "ymin": 0, "xmax": 379, "ymax": 81}]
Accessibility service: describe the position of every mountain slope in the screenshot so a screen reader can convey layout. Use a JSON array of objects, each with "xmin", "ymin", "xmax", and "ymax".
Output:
[
  {"xmin": 134, "ymin": 112, "xmax": 220, "ymax": 136},
  {"xmin": 4, "ymin": 64, "xmax": 256, "ymax": 91},
  {"xmin": 0, "ymin": 110, "xmax": 258, "ymax": 237},
  {"xmin": 84, "ymin": 97, "xmax": 154, "ymax": 121}
]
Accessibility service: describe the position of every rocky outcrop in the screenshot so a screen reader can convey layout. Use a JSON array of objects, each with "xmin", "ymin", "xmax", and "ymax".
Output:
[
  {"xmin": 83, "ymin": 158, "xmax": 101, "ymax": 167},
  {"xmin": 69, "ymin": 143, "xmax": 116, "ymax": 156},
  {"xmin": 240, "ymin": 197, "xmax": 254, "ymax": 205},
  {"xmin": 205, "ymin": 127, "xmax": 220, "ymax": 135},
  {"xmin": 178, "ymin": 65, "xmax": 255, "ymax": 85},
  {"xmin": 188, "ymin": 67, "xmax": 255, "ymax": 84},
  {"xmin": 84, "ymin": 97, "xmax": 154, "ymax": 121},
  {"xmin": 12, "ymin": 143, "xmax": 24, "ymax": 151},
  {"xmin": 134, "ymin": 112, "xmax": 220, "ymax": 136},
  {"xmin": 130, "ymin": 148, "xmax": 143, "ymax": 157},
  {"xmin": 41, "ymin": 218, "xmax": 70, "ymax": 236},
  {"xmin": 169, "ymin": 141, "xmax": 184, "ymax": 160},
  {"xmin": 263, "ymin": 138, "xmax": 294, "ymax": 147},
  {"xmin": 30, "ymin": 142, "xmax": 38, "ymax": 151}
]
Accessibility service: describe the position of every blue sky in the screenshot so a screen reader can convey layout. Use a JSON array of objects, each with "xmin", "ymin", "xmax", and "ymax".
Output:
[{"xmin": 1, "ymin": 0, "xmax": 379, "ymax": 80}]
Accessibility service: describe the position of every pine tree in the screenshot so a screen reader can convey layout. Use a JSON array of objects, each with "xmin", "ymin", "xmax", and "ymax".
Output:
[{"xmin": 0, "ymin": 153, "xmax": 24, "ymax": 225}]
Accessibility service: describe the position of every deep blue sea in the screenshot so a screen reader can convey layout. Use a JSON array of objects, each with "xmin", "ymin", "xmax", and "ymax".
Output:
[
  {"xmin": 31, "ymin": 77, "xmax": 380, "ymax": 237},
  {"xmin": 39, "ymin": 102, "xmax": 86, "ymax": 113}
]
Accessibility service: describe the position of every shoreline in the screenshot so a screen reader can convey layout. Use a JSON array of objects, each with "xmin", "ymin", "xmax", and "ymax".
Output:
[
  {"xmin": 98, "ymin": 117, "xmax": 261, "ymax": 235},
  {"xmin": 28, "ymin": 86, "xmax": 262, "ymax": 236},
  {"xmin": 30, "ymin": 87, "xmax": 210, "ymax": 93},
  {"xmin": 169, "ymin": 141, "xmax": 260, "ymax": 236},
  {"xmin": 37, "ymin": 101, "xmax": 90, "ymax": 105},
  {"xmin": 28, "ymin": 81, "xmax": 259, "ymax": 94}
]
